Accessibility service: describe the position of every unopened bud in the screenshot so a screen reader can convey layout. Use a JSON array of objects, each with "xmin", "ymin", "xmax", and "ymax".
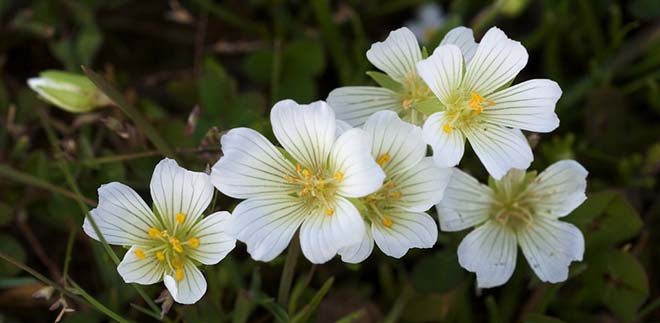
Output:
[{"xmin": 27, "ymin": 70, "xmax": 111, "ymax": 113}]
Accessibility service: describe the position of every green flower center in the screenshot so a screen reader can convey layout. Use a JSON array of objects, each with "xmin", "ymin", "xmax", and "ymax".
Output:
[{"xmin": 284, "ymin": 163, "xmax": 343, "ymax": 216}]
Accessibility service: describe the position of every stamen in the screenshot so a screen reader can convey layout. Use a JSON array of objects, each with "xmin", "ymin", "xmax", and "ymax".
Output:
[
  {"xmin": 148, "ymin": 227, "xmax": 161, "ymax": 238},
  {"xmin": 402, "ymin": 99, "xmax": 413, "ymax": 110},
  {"xmin": 284, "ymin": 175, "xmax": 294, "ymax": 183},
  {"xmin": 175, "ymin": 268, "xmax": 184, "ymax": 281},
  {"xmin": 169, "ymin": 237, "xmax": 183, "ymax": 253},
  {"xmin": 175, "ymin": 213, "xmax": 185, "ymax": 224},
  {"xmin": 443, "ymin": 124, "xmax": 453, "ymax": 133},
  {"xmin": 382, "ymin": 217, "xmax": 393, "ymax": 228},
  {"xmin": 389, "ymin": 191, "xmax": 402, "ymax": 199},
  {"xmin": 134, "ymin": 248, "xmax": 146, "ymax": 259},
  {"xmin": 470, "ymin": 92, "xmax": 484, "ymax": 104},
  {"xmin": 188, "ymin": 237, "xmax": 200, "ymax": 248},
  {"xmin": 334, "ymin": 171, "xmax": 344, "ymax": 182},
  {"xmin": 316, "ymin": 178, "xmax": 325, "ymax": 189},
  {"xmin": 325, "ymin": 207, "xmax": 334, "ymax": 216},
  {"xmin": 377, "ymin": 153, "xmax": 391, "ymax": 166},
  {"xmin": 295, "ymin": 163, "xmax": 302, "ymax": 173},
  {"xmin": 156, "ymin": 251, "xmax": 165, "ymax": 261}
]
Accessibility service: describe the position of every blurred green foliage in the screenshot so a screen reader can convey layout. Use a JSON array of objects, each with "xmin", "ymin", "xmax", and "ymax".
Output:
[{"xmin": 0, "ymin": 0, "xmax": 659, "ymax": 322}]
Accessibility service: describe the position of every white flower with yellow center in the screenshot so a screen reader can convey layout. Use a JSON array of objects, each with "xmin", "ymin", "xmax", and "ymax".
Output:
[
  {"xmin": 417, "ymin": 27, "xmax": 562, "ymax": 179},
  {"xmin": 437, "ymin": 160, "xmax": 587, "ymax": 288},
  {"xmin": 327, "ymin": 26, "xmax": 478, "ymax": 126},
  {"xmin": 211, "ymin": 100, "xmax": 385, "ymax": 264},
  {"xmin": 83, "ymin": 158, "xmax": 236, "ymax": 304},
  {"xmin": 338, "ymin": 111, "xmax": 452, "ymax": 262}
]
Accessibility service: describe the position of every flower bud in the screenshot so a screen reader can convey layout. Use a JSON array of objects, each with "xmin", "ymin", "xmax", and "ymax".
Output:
[{"xmin": 27, "ymin": 70, "xmax": 111, "ymax": 113}]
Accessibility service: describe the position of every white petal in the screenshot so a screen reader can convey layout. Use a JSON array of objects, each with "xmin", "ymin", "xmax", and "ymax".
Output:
[
  {"xmin": 163, "ymin": 262, "xmax": 207, "ymax": 304},
  {"xmin": 518, "ymin": 218, "xmax": 584, "ymax": 283},
  {"xmin": 150, "ymin": 158, "xmax": 214, "ymax": 230},
  {"xmin": 422, "ymin": 112, "xmax": 466, "ymax": 167},
  {"xmin": 188, "ymin": 211, "xmax": 236, "ymax": 265},
  {"xmin": 366, "ymin": 27, "xmax": 422, "ymax": 83},
  {"xmin": 330, "ymin": 128, "xmax": 385, "ymax": 198},
  {"xmin": 457, "ymin": 220, "xmax": 518, "ymax": 288},
  {"xmin": 335, "ymin": 119, "xmax": 353, "ymax": 137},
  {"xmin": 228, "ymin": 196, "xmax": 307, "ymax": 262},
  {"xmin": 83, "ymin": 182, "xmax": 157, "ymax": 246},
  {"xmin": 327, "ymin": 86, "xmax": 402, "ymax": 127},
  {"xmin": 393, "ymin": 157, "xmax": 452, "ymax": 212},
  {"xmin": 436, "ymin": 168, "xmax": 492, "ymax": 231},
  {"xmin": 483, "ymin": 79, "xmax": 561, "ymax": 132},
  {"xmin": 299, "ymin": 197, "xmax": 366, "ymax": 264},
  {"xmin": 363, "ymin": 110, "xmax": 426, "ymax": 176},
  {"xmin": 440, "ymin": 26, "xmax": 478, "ymax": 64},
  {"xmin": 463, "ymin": 27, "xmax": 528, "ymax": 96},
  {"xmin": 416, "ymin": 45, "xmax": 464, "ymax": 105},
  {"xmin": 372, "ymin": 209, "xmax": 437, "ymax": 258},
  {"xmin": 532, "ymin": 160, "xmax": 588, "ymax": 218},
  {"xmin": 271, "ymin": 100, "xmax": 335, "ymax": 170},
  {"xmin": 464, "ymin": 125, "xmax": 532, "ymax": 180},
  {"xmin": 117, "ymin": 246, "xmax": 164, "ymax": 285},
  {"xmin": 338, "ymin": 227, "xmax": 374, "ymax": 264},
  {"xmin": 211, "ymin": 128, "xmax": 295, "ymax": 199}
]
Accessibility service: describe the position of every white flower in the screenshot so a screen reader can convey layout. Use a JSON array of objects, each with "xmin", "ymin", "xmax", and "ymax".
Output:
[
  {"xmin": 327, "ymin": 26, "xmax": 478, "ymax": 126},
  {"xmin": 211, "ymin": 100, "xmax": 385, "ymax": 264},
  {"xmin": 338, "ymin": 111, "xmax": 452, "ymax": 262},
  {"xmin": 437, "ymin": 160, "xmax": 587, "ymax": 288},
  {"xmin": 417, "ymin": 27, "xmax": 561, "ymax": 179},
  {"xmin": 83, "ymin": 158, "xmax": 236, "ymax": 304},
  {"xmin": 405, "ymin": 3, "xmax": 446, "ymax": 44}
]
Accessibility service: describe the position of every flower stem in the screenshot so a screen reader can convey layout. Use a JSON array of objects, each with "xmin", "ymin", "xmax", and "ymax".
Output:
[{"xmin": 278, "ymin": 233, "xmax": 300, "ymax": 306}]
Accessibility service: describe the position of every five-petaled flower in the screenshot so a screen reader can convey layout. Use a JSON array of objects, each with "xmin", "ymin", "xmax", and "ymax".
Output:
[
  {"xmin": 83, "ymin": 158, "xmax": 236, "ymax": 304},
  {"xmin": 327, "ymin": 26, "xmax": 479, "ymax": 126},
  {"xmin": 436, "ymin": 160, "xmax": 587, "ymax": 288},
  {"xmin": 338, "ymin": 111, "xmax": 452, "ymax": 262},
  {"xmin": 211, "ymin": 100, "xmax": 385, "ymax": 264},
  {"xmin": 417, "ymin": 27, "xmax": 562, "ymax": 179}
]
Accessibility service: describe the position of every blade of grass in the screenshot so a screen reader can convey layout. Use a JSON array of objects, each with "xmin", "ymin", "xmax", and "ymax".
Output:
[
  {"xmin": 0, "ymin": 164, "xmax": 96, "ymax": 207},
  {"xmin": 311, "ymin": 0, "xmax": 352, "ymax": 85},
  {"xmin": 39, "ymin": 109, "xmax": 161, "ymax": 315},
  {"xmin": 277, "ymin": 234, "xmax": 299, "ymax": 306},
  {"xmin": 291, "ymin": 277, "xmax": 334, "ymax": 323},
  {"xmin": 81, "ymin": 66, "xmax": 175, "ymax": 158}
]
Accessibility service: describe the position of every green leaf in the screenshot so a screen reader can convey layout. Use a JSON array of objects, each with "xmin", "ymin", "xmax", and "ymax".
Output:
[
  {"xmin": 366, "ymin": 71, "xmax": 402, "ymax": 92},
  {"xmin": 565, "ymin": 191, "xmax": 642, "ymax": 249},
  {"xmin": 291, "ymin": 277, "xmax": 334, "ymax": 323},
  {"xmin": 252, "ymin": 291, "xmax": 290, "ymax": 323},
  {"xmin": 411, "ymin": 251, "xmax": 465, "ymax": 293},
  {"xmin": 413, "ymin": 97, "xmax": 444, "ymax": 115},
  {"xmin": 283, "ymin": 40, "xmax": 326, "ymax": 77}
]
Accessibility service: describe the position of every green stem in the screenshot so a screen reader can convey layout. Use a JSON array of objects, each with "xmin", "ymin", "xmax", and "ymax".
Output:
[
  {"xmin": 312, "ymin": 0, "xmax": 352, "ymax": 85},
  {"xmin": 62, "ymin": 225, "xmax": 77, "ymax": 280},
  {"xmin": 277, "ymin": 235, "xmax": 300, "ymax": 306},
  {"xmin": 69, "ymin": 279, "xmax": 136, "ymax": 323},
  {"xmin": 0, "ymin": 164, "xmax": 97, "ymax": 207}
]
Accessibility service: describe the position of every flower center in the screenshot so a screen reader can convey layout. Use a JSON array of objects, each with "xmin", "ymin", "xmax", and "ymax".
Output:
[
  {"xmin": 400, "ymin": 72, "xmax": 434, "ymax": 111},
  {"xmin": 362, "ymin": 154, "xmax": 402, "ymax": 228},
  {"xmin": 135, "ymin": 213, "xmax": 201, "ymax": 281},
  {"xmin": 285, "ymin": 163, "xmax": 343, "ymax": 216},
  {"xmin": 489, "ymin": 171, "xmax": 539, "ymax": 232},
  {"xmin": 442, "ymin": 91, "xmax": 495, "ymax": 133}
]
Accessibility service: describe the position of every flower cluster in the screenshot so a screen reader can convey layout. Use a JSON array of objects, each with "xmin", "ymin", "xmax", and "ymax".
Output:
[{"xmin": 82, "ymin": 25, "xmax": 588, "ymax": 304}]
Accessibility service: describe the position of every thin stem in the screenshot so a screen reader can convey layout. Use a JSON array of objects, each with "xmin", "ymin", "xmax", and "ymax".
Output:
[
  {"xmin": 278, "ymin": 234, "xmax": 300, "ymax": 305},
  {"xmin": 68, "ymin": 279, "xmax": 136, "ymax": 323},
  {"xmin": 0, "ymin": 164, "xmax": 97, "ymax": 207},
  {"xmin": 62, "ymin": 225, "xmax": 77, "ymax": 281}
]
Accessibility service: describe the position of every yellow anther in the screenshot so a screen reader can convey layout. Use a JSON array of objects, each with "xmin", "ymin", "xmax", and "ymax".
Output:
[
  {"xmin": 442, "ymin": 124, "xmax": 453, "ymax": 133},
  {"xmin": 188, "ymin": 237, "xmax": 200, "ymax": 248},
  {"xmin": 316, "ymin": 178, "xmax": 325, "ymax": 189},
  {"xmin": 302, "ymin": 169, "xmax": 312, "ymax": 179},
  {"xmin": 377, "ymin": 153, "xmax": 391, "ymax": 166},
  {"xmin": 171, "ymin": 257, "xmax": 183, "ymax": 268},
  {"xmin": 156, "ymin": 251, "xmax": 165, "ymax": 261},
  {"xmin": 295, "ymin": 163, "xmax": 302, "ymax": 173},
  {"xmin": 334, "ymin": 171, "xmax": 344, "ymax": 182},
  {"xmin": 134, "ymin": 248, "xmax": 146, "ymax": 259},
  {"xmin": 487, "ymin": 99, "xmax": 496, "ymax": 106},
  {"xmin": 406, "ymin": 72, "xmax": 415, "ymax": 82},
  {"xmin": 389, "ymin": 191, "xmax": 402, "ymax": 199},
  {"xmin": 470, "ymin": 92, "xmax": 484, "ymax": 104},
  {"xmin": 382, "ymin": 217, "xmax": 393, "ymax": 228},
  {"xmin": 148, "ymin": 227, "xmax": 161, "ymax": 238},
  {"xmin": 169, "ymin": 237, "xmax": 183, "ymax": 253},
  {"xmin": 402, "ymin": 99, "xmax": 413, "ymax": 110},
  {"xmin": 284, "ymin": 175, "xmax": 294, "ymax": 183},
  {"xmin": 325, "ymin": 208, "xmax": 334, "ymax": 216},
  {"xmin": 175, "ymin": 268, "xmax": 184, "ymax": 281},
  {"xmin": 175, "ymin": 213, "xmax": 185, "ymax": 224}
]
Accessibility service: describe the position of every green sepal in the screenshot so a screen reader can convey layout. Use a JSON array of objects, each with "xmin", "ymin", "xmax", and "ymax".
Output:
[
  {"xmin": 366, "ymin": 71, "xmax": 403, "ymax": 92},
  {"xmin": 422, "ymin": 46, "xmax": 430, "ymax": 59},
  {"xmin": 413, "ymin": 97, "xmax": 445, "ymax": 115}
]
